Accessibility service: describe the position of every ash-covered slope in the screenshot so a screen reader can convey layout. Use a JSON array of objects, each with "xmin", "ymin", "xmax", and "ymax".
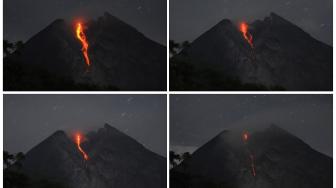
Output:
[
  {"xmin": 171, "ymin": 125, "xmax": 332, "ymax": 188},
  {"xmin": 173, "ymin": 12, "xmax": 332, "ymax": 91},
  {"xmin": 21, "ymin": 124, "xmax": 166, "ymax": 188},
  {"xmin": 4, "ymin": 12, "xmax": 166, "ymax": 91}
]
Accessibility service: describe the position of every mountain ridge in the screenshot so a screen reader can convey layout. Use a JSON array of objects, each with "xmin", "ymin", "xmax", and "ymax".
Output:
[
  {"xmin": 171, "ymin": 124, "xmax": 332, "ymax": 188},
  {"xmin": 171, "ymin": 12, "xmax": 332, "ymax": 91},
  {"xmin": 5, "ymin": 12, "xmax": 166, "ymax": 91},
  {"xmin": 19, "ymin": 123, "xmax": 166, "ymax": 188}
]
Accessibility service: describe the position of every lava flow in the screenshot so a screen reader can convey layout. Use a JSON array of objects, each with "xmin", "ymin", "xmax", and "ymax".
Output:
[
  {"xmin": 76, "ymin": 134, "xmax": 89, "ymax": 160},
  {"xmin": 76, "ymin": 22, "xmax": 91, "ymax": 67},
  {"xmin": 242, "ymin": 131, "xmax": 249, "ymax": 142},
  {"xmin": 239, "ymin": 22, "xmax": 254, "ymax": 48},
  {"xmin": 242, "ymin": 131, "xmax": 256, "ymax": 177},
  {"xmin": 249, "ymin": 154, "xmax": 256, "ymax": 177}
]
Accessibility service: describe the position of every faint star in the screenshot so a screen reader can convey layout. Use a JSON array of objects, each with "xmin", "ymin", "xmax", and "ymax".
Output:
[{"xmin": 127, "ymin": 97, "xmax": 134, "ymax": 103}]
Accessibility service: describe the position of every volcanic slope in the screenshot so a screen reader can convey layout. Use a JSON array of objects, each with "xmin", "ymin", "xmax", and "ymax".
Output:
[
  {"xmin": 171, "ymin": 12, "xmax": 332, "ymax": 91},
  {"xmin": 5, "ymin": 12, "xmax": 166, "ymax": 91},
  {"xmin": 170, "ymin": 125, "xmax": 332, "ymax": 188},
  {"xmin": 20, "ymin": 124, "xmax": 166, "ymax": 188}
]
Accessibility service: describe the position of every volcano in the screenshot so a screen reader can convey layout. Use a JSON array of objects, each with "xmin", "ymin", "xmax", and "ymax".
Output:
[
  {"xmin": 4, "ymin": 12, "xmax": 166, "ymax": 91},
  {"xmin": 170, "ymin": 125, "xmax": 332, "ymax": 188},
  {"xmin": 170, "ymin": 12, "xmax": 332, "ymax": 91},
  {"xmin": 19, "ymin": 124, "xmax": 166, "ymax": 188}
]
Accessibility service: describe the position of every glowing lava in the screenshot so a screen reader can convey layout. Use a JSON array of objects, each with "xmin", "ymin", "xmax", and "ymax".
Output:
[
  {"xmin": 76, "ymin": 22, "xmax": 91, "ymax": 67},
  {"xmin": 242, "ymin": 131, "xmax": 256, "ymax": 177},
  {"xmin": 250, "ymin": 154, "xmax": 256, "ymax": 177},
  {"xmin": 76, "ymin": 134, "xmax": 89, "ymax": 160},
  {"xmin": 242, "ymin": 131, "xmax": 249, "ymax": 142},
  {"xmin": 239, "ymin": 22, "xmax": 254, "ymax": 48}
]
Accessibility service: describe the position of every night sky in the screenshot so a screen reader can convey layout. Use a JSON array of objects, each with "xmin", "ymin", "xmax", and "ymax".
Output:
[
  {"xmin": 4, "ymin": 95, "xmax": 167, "ymax": 157},
  {"xmin": 170, "ymin": 0, "xmax": 332, "ymax": 46},
  {"xmin": 4, "ymin": 0, "xmax": 166, "ymax": 45},
  {"xmin": 170, "ymin": 95, "xmax": 333, "ymax": 157}
]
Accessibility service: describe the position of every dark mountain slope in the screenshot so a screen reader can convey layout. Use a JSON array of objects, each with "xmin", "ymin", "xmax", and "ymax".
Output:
[
  {"xmin": 171, "ymin": 125, "xmax": 332, "ymax": 188},
  {"xmin": 20, "ymin": 124, "xmax": 166, "ymax": 188},
  {"xmin": 171, "ymin": 12, "xmax": 332, "ymax": 91},
  {"xmin": 5, "ymin": 12, "xmax": 166, "ymax": 91}
]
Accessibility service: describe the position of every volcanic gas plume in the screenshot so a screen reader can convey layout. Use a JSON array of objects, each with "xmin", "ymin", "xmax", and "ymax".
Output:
[
  {"xmin": 76, "ymin": 22, "xmax": 91, "ymax": 67},
  {"xmin": 76, "ymin": 133, "xmax": 89, "ymax": 160},
  {"xmin": 239, "ymin": 22, "xmax": 253, "ymax": 48},
  {"xmin": 242, "ymin": 131, "xmax": 256, "ymax": 177}
]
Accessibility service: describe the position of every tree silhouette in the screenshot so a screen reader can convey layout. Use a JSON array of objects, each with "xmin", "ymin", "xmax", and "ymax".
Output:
[
  {"xmin": 4, "ymin": 151, "xmax": 15, "ymax": 168},
  {"xmin": 169, "ymin": 151, "xmax": 181, "ymax": 167},
  {"xmin": 4, "ymin": 151, "xmax": 25, "ymax": 169},
  {"xmin": 4, "ymin": 151, "xmax": 29, "ymax": 188},
  {"xmin": 4, "ymin": 40, "xmax": 25, "ymax": 57},
  {"xmin": 181, "ymin": 41, "xmax": 190, "ymax": 49},
  {"xmin": 4, "ymin": 151, "xmax": 68, "ymax": 188},
  {"xmin": 13, "ymin": 152, "xmax": 25, "ymax": 168},
  {"xmin": 4, "ymin": 40, "xmax": 14, "ymax": 57},
  {"xmin": 181, "ymin": 152, "xmax": 191, "ymax": 161},
  {"xmin": 169, "ymin": 40, "xmax": 180, "ymax": 56},
  {"xmin": 169, "ymin": 40, "xmax": 191, "ymax": 57}
]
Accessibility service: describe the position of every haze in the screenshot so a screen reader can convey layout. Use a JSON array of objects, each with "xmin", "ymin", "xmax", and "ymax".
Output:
[{"xmin": 170, "ymin": 95, "xmax": 332, "ymax": 157}]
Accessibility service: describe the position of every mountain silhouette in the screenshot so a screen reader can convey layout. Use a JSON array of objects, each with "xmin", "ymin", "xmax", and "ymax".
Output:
[
  {"xmin": 171, "ymin": 12, "xmax": 332, "ymax": 91},
  {"xmin": 20, "ymin": 124, "xmax": 166, "ymax": 188},
  {"xmin": 4, "ymin": 12, "xmax": 166, "ymax": 91},
  {"xmin": 170, "ymin": 125, "xmax": 332, "ymax": 188}
]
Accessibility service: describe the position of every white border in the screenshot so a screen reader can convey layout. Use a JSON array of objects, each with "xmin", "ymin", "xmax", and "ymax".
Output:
[
  {"xmin": 333, "ymin": 0, "xmax": 335, "ymax": 186},
  {"xmin": 167, "ymin": 0, "xmax": 170, "ymax": 187},
  {"xmin": 1, "ymin": 0, "xmax": 335, "ymax": 187},
  {"xmin": 1, "ymin": 0, "xmax": 4, "ymax": 185}
]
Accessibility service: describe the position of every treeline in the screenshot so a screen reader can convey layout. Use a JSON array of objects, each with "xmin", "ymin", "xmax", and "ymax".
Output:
[
  {"xmin": 4, "ymin": 151, "xmax": 69, "ymax": 188},
  {"xmin": 4, "ymin": 40, "xmax": 24, "ymax": 57},
  {"xmin": 169, "ymin": 150, "xmax": 232, "ymax": 188},
  {"xmin": 169, "ymin": 151, "xmax": 191, "ymax": 168}
]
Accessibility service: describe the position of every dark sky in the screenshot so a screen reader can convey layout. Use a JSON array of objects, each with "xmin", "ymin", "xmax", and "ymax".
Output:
[
  {"xmin": 4, "ymin": 94, "xmax": 167, "ymax": 157},
  {"xmin": 4, "ymin": 0, "xmax": 166, "ymax": 45},
  {"xmin": 170, "ymin": 95, "xmax": 333, "ymax": 157},
  {"xmin": 170, "ymin": 0, "xmax": 332, "ymax": 46}
]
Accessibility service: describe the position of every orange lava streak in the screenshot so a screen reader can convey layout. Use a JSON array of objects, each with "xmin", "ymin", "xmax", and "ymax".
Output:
[
  {"xmin": 76, "ymin": 22, "xmax": 91, "ymax": 66},
  {"xmin": 239, "ymin": 22, "xmax": 254, "ymax": 48},
  {"xmin": 242, "ymin": 131, "xmax": 256, "ymax": 177},
  {"xmin": 242, "ymin": 131, "xmax": 249, "ymax": 143},
  {"xmin": 76, "ymin": 134, "xmax": 89, "ymax": 160},
  {"xmin": 250, "ymin": 154, "xmax": 256, "ymax": 177}
]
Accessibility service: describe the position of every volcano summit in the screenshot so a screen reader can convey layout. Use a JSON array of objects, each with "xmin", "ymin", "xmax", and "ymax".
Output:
[
  {"xmin": 170, "ymin": 12, "xmax": 332, "ymax": 91},
  {"xmin": 4, "ymin": 12, "xmax": 166, "ymax": 91}
]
